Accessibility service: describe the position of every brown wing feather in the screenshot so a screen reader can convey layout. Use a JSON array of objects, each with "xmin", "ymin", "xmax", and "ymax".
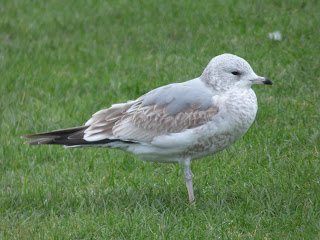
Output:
[
  {"xmin": 83, "ymin": 97, "xmax": 219, "ymax": 143},
  {"xmin": 83, "ymin": 101, "xmax": 139, "ymax": 141},
  {"xmin": 112, "ymin": 104, "xmax": 219, "ymax": 142}
]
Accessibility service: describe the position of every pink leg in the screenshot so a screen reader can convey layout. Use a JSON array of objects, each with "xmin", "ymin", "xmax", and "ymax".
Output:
[{"xmin": 184, "ymin": 162, "xmax": 194, "ymax": 203}]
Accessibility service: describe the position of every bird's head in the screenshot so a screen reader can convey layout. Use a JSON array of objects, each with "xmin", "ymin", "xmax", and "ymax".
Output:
[{"xmin": 201, "ymin": 53, "xmax": 272, "ymax": 91}]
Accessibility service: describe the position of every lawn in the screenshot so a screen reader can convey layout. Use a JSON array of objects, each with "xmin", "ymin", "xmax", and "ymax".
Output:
[{"xmin": 1, "ymin": 0, "xmax": 319, "ymax": 239}]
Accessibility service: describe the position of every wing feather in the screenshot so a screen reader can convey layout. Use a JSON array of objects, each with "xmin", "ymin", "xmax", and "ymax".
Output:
[
  {"xmin": 111, "ymin": 104, "xmax": 218, "ymax": 142},
  {"xmin": 83, "ymin": 78, "xmax": 219, "ymax": 143}
]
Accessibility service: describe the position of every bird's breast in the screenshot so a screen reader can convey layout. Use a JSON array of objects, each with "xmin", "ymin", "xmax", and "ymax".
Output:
[
  {"xmin": 223, "ymin": 89, "xmax": 258, "ymax": 131},
  {"xmin": 181, "ymin": 89, "xmax": 258, "ymax": 160}
]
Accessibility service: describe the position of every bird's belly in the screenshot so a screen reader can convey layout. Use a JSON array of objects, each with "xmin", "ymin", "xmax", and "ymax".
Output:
[{"xmin": 180, "ymin": 127, "xmax": 245, "ymax": 160}]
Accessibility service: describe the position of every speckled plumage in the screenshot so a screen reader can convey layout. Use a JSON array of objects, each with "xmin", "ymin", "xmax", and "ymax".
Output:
[{"xmin": 23, "ymin": 53, "xmax": 272, "ymax": 202}]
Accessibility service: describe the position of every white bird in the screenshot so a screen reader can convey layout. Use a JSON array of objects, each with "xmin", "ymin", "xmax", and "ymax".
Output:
[{"xmin": 22, "ymin": 53, "xmax": 272, "ymax": 202}]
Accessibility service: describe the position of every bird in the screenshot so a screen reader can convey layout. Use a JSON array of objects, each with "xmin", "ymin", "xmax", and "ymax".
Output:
[{"xmin": 22, "ymin": 53, "xmax": 272, "ymax": 203}]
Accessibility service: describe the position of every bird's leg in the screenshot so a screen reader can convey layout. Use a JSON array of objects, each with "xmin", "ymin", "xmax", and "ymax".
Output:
[{"xmin": 184, "ymin": 160, "xmax": 194, "ymax": 203}]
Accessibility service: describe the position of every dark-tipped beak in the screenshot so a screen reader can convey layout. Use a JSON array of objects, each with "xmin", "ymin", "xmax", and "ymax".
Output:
[
  {"xmin": 263, "ymin": 78, "xmax": 273, "ymax": 85},
  {"xmin": 251, "ymin": 77, "xmax": 273, "ymax": 85}
]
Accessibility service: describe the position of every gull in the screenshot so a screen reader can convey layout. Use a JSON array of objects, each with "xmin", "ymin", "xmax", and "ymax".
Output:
[{"xmin": 22, "ymin": 53, "xmax": 272, "ymax": 202}]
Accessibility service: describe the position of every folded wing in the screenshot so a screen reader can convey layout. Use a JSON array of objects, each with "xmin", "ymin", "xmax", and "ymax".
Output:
[{"xmin": 84, "ymin": 78, "xmax": 219, "ymax": 143}]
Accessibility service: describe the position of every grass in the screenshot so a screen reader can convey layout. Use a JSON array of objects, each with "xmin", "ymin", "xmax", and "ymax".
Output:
[{"xmin": 1, "ymin": 0, "xmax": 319, "ymax": 239}]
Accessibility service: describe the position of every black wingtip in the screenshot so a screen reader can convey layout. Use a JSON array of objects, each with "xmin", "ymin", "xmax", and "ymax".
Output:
[{"xmin": 22, "ymin": 126, "xmax": 136, "ymax": 147}]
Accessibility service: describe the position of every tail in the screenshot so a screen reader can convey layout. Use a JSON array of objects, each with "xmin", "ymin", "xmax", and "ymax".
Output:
[{"xmin": 22, "ymin": 126, "xmax": 134, "ymax": 147}]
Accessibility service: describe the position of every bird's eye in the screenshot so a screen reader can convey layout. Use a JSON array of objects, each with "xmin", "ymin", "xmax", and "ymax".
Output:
[{"xmin": 232, "ymin": 71, "xmax": 240, "ymax": 76}]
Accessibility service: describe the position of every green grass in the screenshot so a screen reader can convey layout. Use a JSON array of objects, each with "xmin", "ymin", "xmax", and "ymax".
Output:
[{"xmin": 1, "ymin": 0, "xmax": 320, "ymax": 239}]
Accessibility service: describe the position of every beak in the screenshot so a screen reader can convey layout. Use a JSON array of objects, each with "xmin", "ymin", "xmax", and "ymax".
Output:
[{"xmin": 251, "ymin": 77, "xmax": 273, "ymax": 85}]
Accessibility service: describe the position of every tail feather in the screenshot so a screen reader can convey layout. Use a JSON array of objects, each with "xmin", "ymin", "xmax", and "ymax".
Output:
[
  {"xmin": 22, "ymin": 126, "xmax": 88, "ymax": 139},
  {"xmin": 22, "ymin": 126, "xmax": 134, "ymax": 146}
]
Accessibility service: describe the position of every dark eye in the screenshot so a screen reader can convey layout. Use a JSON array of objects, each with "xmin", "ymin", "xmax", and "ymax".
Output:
[{"xmin": 232, "ymin": 71, "xmax": 240, "ymax": 76}]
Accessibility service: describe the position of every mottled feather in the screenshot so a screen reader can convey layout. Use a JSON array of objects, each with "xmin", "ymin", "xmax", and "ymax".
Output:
[{"xmin": 83, "ymin": 78, "xmax": 219, "ymax": 142}]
